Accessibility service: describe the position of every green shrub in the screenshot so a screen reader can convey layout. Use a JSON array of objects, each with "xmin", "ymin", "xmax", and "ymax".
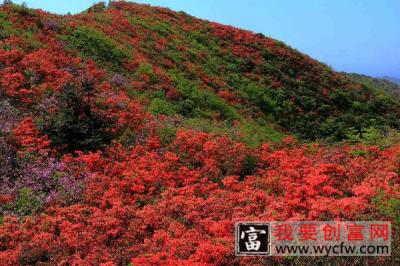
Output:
[
  {"xmin": 149, "ymin": 22, "xmax": 172, "ymax": 37},
  {"xmin": 373, "ymin": 192, "xmax": 400, "ymax": 227},
  {"xmin": 39, "ymin": 81, "xmax": 114, "ymax": 153},
  {"xmin": 177, "ymin": 99, "xmax": 196, "ymax": 116},
  {"xmin": 181, "ymin": 118, "xmax": 222, "ymax": 134},
  {"xmin": 119, "ymin": 127, "xmax": 140, "ymax": 148},
  {"xmin": 158, "ymin": 123, "xmax": 177, "ymax": 145},
  {"xmin": 17, "ymin": 187, "xmax": 40, "ymax": 215},
  {"xmin": 232, "ymin": 78, "xmax": 277, "ymax": 115},
  {"xmin": 0, "ymin": 13, "xmax": 13, "ymax": 39},
  {"xmin": 10, "ymin": 2, "xmax": 35, "ymax": 17},
  {"xmin": 135, "ymin": 63, "xmax": 157, "ymax": 82},
  {"xmin": 67, "ymin": 26, "xmax": 128, "ymax": 71},
  {"xmin": 239, "ymin": 120, "xmax": 283, "ymax": 147},
  {"xmin": 345, "ymin": 127, "xmax": 400, "ymax": 148},
  {"xmin": 348, "ymin": 149, "xmax": 369, "ymax": 157},
  {"xmin": 170, "ymin": 71, "xmax": 240, "ymax": 121},
  {"xmin": 239, "ymin": 155, "xmax": 258, "ymax": 181},
  {"xmin": 86, "ymin": 2, "xmax": 107, "ymax": 13},
  {"xmin": 148, "ymin": 98, "xmax": 175, "ymax": 115}
]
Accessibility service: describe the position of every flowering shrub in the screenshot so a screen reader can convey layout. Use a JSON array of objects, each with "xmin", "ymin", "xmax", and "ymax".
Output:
[
  {"xmin": 0, "ymin": 137, "xmax": 398, "ymax": 265},
  {"xmin": 0, "ymin": 100, "xmax": 19, "ymax": 134},
  {"xmin": 13, "ymin": 117, "xmax": 51, "ymax": 154},
  {"xmin": 0, "ymin": 2, "xmax": 398, "ymax": 265}
]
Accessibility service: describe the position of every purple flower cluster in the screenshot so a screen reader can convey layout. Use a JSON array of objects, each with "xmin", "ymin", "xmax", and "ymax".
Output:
[
  {"xmin": 0, "ymin": 148, "xmax": 87, "ymax": 214},
  {"xmin": 0, "ymin": 100, "xmax": 86, "ymax": 215},
  {"xmin": 0, "ymin": 137, "xmax": 16, "ymax": 184},
  {"xmin": 0, "ymin": 100, "xmax": 19, "ymax": 134},
  {"xmin": 42, "ymin": 20, "xmax": 60, "ymax": 32},
  {"xmin": 18, "ymin": 157, "xmax": 86, "ymax": 203},
  {"xmin": 110, "ymin": 73, "xmax": 127, "ymax": 87},
  {"xmin": 63, "ymin": 65, "xmax": 79, "ymax": 76}
]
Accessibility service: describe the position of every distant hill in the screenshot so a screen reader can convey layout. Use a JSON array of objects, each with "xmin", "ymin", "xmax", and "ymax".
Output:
[
  {"xmin": 383, "ymin": 76, "xmax": 400, "ymax": 85},
  {"xmin": 345, "ymin": 73, "xmax": 400, "ymax": 97}
]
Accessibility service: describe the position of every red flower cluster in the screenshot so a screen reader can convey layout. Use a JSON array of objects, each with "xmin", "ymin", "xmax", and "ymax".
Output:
[
  {"xmin": 13, "ymin": 117, "xmax": 51, "ymax": 154},
  {"xmin": 0, "ymin": 2, "xmax": 398, "ymax": 265},
  {"xmin": 1, "ymin": 130, "xmax": 399, "ymax": 264}
]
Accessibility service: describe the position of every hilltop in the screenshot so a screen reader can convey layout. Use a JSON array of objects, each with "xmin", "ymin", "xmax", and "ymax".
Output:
[
  {"xmin": 0, "ymin": 2, "xmax": 399, "ymax": 265},
  {"xmin": 346, "ymin": 72, "xmax": 400, "ymax": 97}
]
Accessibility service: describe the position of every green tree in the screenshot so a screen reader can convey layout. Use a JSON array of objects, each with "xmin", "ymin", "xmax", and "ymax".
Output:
[{"xmin": 41, "ymin": 80, "xmax": 113, "ymax": 153}]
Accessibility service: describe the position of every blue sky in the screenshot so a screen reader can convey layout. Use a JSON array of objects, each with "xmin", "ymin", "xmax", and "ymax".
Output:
[{"xmin": 11, "ymin": 0, "xmax": 400, "ymax": 79}]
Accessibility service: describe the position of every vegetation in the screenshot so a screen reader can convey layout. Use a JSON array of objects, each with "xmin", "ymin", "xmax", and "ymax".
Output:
[
  {"xmin": 39, "ymin": 81, "xmax": 114, "ymax": 153},
  {"xmin": 66, "ymin": 26, "xmax": 128, "ymax": 71},
  {"xmin": 0, "ymin": 1, "xmax": 399, "ymax": 265},
  {"xmin": 346, "ymin": 72, "xmax": 400, "ymax": 97}
]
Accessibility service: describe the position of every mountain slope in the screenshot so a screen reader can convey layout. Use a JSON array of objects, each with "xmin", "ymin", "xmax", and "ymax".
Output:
[
  {"xmin": 1, "ymin": 1, "xmax": 399, "ymax": 143},
  {"xmin": 0, "ymin": 2, "xmax": 399, "ymax": 265},
  {"xmin": 346, "ymin": 72, "xmax": 400, "ymax": 97},
  {"xmin": 75, "ymin": 2, "xmax": 400, "ymax": 141}
]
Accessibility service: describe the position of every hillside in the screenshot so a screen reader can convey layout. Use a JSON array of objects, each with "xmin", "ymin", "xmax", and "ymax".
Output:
[
  {"xmin": 1, "ymin": 1, "xmax": 399, "ymax": 143},
  {"xmin": 383, "ymin": 75, "xmax": 400, "ymax": 86},
  {"xmin": 346, "ymin": 72, "xmax": 400, "ymax": 97},
  {"xmin": 0, "ymin": 2, "xmax": 399, "ymax": 265}
]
